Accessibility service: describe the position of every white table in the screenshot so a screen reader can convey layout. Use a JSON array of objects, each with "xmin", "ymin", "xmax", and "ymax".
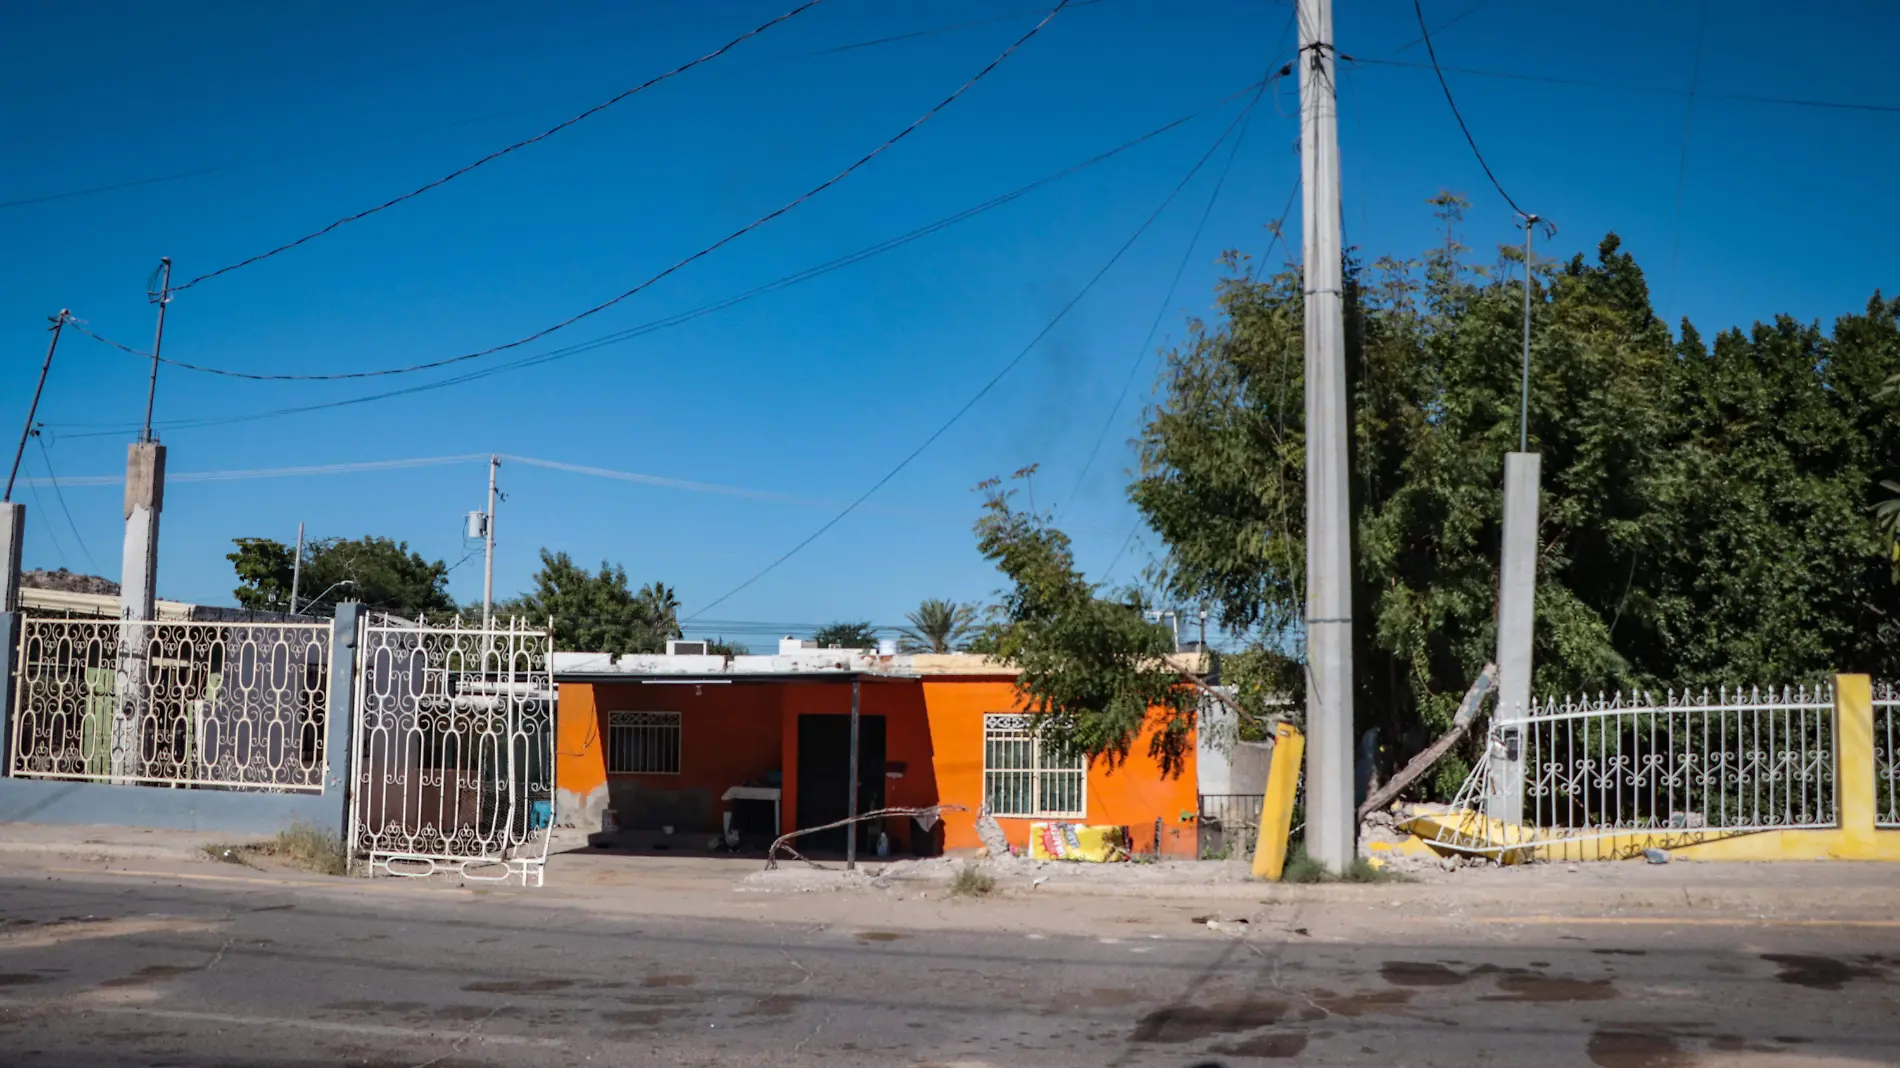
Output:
[{"xmin": 721, "ymin": 785, "xmax": 782, "ymax": 836}]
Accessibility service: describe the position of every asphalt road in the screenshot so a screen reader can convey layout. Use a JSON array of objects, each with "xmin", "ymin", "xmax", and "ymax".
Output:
[{"xmin": 0, "ymin": 868, "xmax": 1896, "ymax": 1067}]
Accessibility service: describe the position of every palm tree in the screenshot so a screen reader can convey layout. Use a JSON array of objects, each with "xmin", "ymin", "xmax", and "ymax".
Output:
[
  {"xmin": 900, "ymin": 598, "xmax": 976, "ymax": 654},
  {"xmin": 637, "ymin": 582, "xmax": 681, "ymax": 639}
]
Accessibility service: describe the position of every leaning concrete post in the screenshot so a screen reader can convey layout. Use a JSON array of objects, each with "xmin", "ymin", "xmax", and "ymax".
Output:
[{"xmin": 1489, "ymin": 452, "xmax": 1541, "ymax": 825}]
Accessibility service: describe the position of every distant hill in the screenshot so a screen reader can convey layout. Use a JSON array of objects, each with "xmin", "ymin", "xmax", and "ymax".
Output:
[{"xmin": 22, "ymin": 569, "xmax": 119, "ymax": 596}]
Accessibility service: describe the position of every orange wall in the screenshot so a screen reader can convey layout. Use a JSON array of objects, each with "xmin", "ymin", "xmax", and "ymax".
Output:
[
  {"xmin": 589, "ymin": 682, "xmax": 784, "ymax": 834},
  {"xmin": 555, "ymin": 676, "xmax": 1197, "ymax": 856},
  {"xmin": 921, "ymin": 678, "xmax": 1199, "ymax": 858},
  {"xmin": 555, "ymin": 682, "xmax": 607, "ymax": 823}
]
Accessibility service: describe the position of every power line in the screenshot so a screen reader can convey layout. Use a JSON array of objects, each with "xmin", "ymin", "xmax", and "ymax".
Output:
[
  {"xmin": 1664, "ymin": 0, "xmax": 1707, "ymax": 324},
  {"xmin": 806, "ymin": 0, "xmax": 1111, "ymax": 55},
  {"xmin": 1350, "ymin": 55, "xmax": 1900, "ymax": 115},
  {"xmin": 20, "ymin": 462, "xmax": 67, "ymax": 569},
  {"xmin": 1388, "ymin": 0, "xmax": 1487, "ymax": 56},
  {"xmin": 1065, "ymin": 21, "xmax": 1295, "ymax": 509},
  {"xmin": 687, "ymin": 91, "xmax": 1262, "ymax": 621},
  {"xmin": 57, "ymin": 77, "xmax": 1256, "ymax": 439},
  {"xmin": 172, "ymin": 0, "xmax": 830, "ymax": 292},
  {"xmin": 0, "ymin": 104, "xmax": 566, "ymax": 212},
  {"xmin": 34, "ymin": 438, "xmax": 96, "ymax": 571},
  {"xmin": 155, "ymin": 1, "xmax": 1069, "ymax": 384},
  {"xmin": 1406, "ymin": 0, "xmax": 1532, "ymax": 219}
]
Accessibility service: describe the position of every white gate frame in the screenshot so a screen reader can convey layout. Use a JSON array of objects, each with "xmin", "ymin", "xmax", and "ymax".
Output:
[{"xmin": 347, "ymin": 615, "xmax": 554, "ymax": 886}]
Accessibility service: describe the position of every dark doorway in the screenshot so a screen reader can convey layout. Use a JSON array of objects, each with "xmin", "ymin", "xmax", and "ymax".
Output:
[{"xmin": 795, "ymin": 713, "xmax": 886, "ymax": 852}]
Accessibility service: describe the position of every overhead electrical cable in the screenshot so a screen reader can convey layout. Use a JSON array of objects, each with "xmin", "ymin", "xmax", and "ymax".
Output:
[
  {"xmin": 686, "ymin": 93, "xmax": 1263, "ymax": 620},
  {"xmin": 807, "ymin": 0, "xmax": 1109, "ymax": 55},
  {"xmin": 172, "ymin": 0, "xmax": 831, "ymax": 292},
  {"xmin": 1407, "ymin": 0, "xmax": 1531, "ymax": 219},
  {"xmin": 1065, "ymin": 16, "xmax": 1296, "ymax": 508},
  {"xmin": 124, "ymin": 1, "xmax": 1071, "ymax": 386},
  {"xmin": 56, "ymin": 77, "xmax": 1256, "ymax": 440},
  {"xmin": 0, "ymin": 105, "xmax": 567, "ymax": 211},
  {"xmin": 34, "ymin": 441, "xmax": 96, "ymax": 570},
  {"xmin": 1350, "ymin": 56, "xmax": 1900, "ymax": 115},
  {"xmin": 1663, "ymin": 0, "xmax": 1708, "ymax": 323}
]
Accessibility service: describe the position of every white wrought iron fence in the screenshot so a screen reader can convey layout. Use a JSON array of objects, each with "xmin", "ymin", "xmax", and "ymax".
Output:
[
  {"xmin": 1439, "ymin": 684, "xmax": 1837, "ymax": 857},
  {"xmin": 9, "ymin": 618, "xmax": 331, "ymax": 790},
  {"xmin": 1875, "ymin": 684, "xmax": 1900, "ymax": 829},
  {"xmin": 348, "ymin": 615, "xmax": 554, "ymax": 886}
]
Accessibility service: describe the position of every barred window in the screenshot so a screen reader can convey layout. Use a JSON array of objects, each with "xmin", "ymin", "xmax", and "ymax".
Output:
[
  {"xmin": 982, "ymin": 714, "xmax": 1085, "ymax": 818},
  {"xmin": 608, "ymin": 711, "xmax": 681, "ymax": 774}
]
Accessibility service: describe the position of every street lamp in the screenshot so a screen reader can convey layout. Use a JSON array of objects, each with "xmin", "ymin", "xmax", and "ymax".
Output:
[{"xmin": 298, "ymin": 580, "xmax": 355, "ymax": 615}]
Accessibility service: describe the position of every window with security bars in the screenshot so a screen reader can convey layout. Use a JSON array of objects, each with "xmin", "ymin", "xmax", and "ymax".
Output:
[
  {"xmin": 983, "ymin": 714, "xmax": 1085, "ymax": 818},
  {"xmin": 608, "ymin": 711, "xmax": 681, "ymax": 774}
]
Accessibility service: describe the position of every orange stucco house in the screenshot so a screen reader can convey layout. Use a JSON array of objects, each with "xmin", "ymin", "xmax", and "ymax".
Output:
[{"xmin": 552, "ymin": 643, "xmax": 1203, "ymax": 858}]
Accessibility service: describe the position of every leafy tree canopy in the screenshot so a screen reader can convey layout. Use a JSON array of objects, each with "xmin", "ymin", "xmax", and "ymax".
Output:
[
  {"xmin": 1131, "ymin": 193, "xmax": 1900, "ymax": 792},
  {"xmin": 228, "ymin": 535, "xmax": 454, "ymax": 618},
  {"xmin": 810, "ymin": 620, "xmax": 879, "ymax": 649},
  {"xmin": 972, "ymin": 472, "xmax": 1196, "ymax": 774},
  {"xmin": 503, "ymin": 550, "xmax": 679, "ymax": 654}
]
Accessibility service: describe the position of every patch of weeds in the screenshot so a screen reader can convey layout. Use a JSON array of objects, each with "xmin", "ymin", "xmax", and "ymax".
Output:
[
  {"xmin": 1272, "ymin": 846, "xmax": 1415, "ymax": 884},
  {"xmin": 202, "ymin": 844, "xmax": 250, "ymax": 866},
  {"xmin": 1342, "ymin": 858, "xmax": 1414, "ymax": 883},
  {"xmin": 252, "ymin": 824, "xmax": 349, "ymax": 876},
  {"xmin": 948, "ymin": 863, "xmax": 996, "ymax": 897},
  {"xmin": 1279, "ymin": 847, "xmax": 1329, "ymax": 883}
]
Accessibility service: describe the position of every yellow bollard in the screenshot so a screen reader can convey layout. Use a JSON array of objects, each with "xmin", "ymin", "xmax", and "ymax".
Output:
[{"xmin": 1252, "ymin": 721, "xmax": 1305, "ymax": 880}]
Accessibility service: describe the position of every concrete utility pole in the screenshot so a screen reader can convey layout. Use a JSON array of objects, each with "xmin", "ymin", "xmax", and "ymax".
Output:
[
  {"xmin": 118, "ymin": 260, "xmax": 173, "ymax": 782},
  {"xmin": 1297, "ymin": 0, "xmax": 1357, "ymax": 872},
  {"xmin": 288, "ymin": 522, "xmax": 305, "ymax": 615},
  {"xmin": 1, "ymin": 311, "xmax": 69, "ymax": 614},
  {"xmin": 123, "ymin": 259, "xmax": 172, "ymax": 626},
  {"xmin": 1491, "ymin": 216, "xmax": 1544, "ymax": 823},
  {"xmin": 482, "ymin": 455, "xmax": 499, "ymax": 632}
]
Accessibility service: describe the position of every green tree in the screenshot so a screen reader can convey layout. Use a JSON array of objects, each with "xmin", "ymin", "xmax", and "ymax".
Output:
[
  {"xmin": 637, "ymin": 583, "xmax": 681, "ymax": 639},
  {"xmin": 229, "ymin": 535, "xmax": 453, "ymax": 617},
  {"xmin": 810, "ymin": 620, "xmax": 878, "ymax": 649},
  {"xmin": 899, "ymin": 598, "xmax": 977, "ymax": 653},
  {"xmin": 228, "ymin": 538, "xmax": 296, "ymax": 611},
  {"xmin": 973, "ymin": 474, "xmax": 1196, "ymax": 774},
  {"xmin": 507, "ymin": 550, "xmax": 679, "ymax": 654},
  {"xmin": 299, "ymin": 536, "xmax": 456, "ymax": 617},
  {"xmin": 1129, "ymin": 200, "xmax": 1900, "ymax": 795}
]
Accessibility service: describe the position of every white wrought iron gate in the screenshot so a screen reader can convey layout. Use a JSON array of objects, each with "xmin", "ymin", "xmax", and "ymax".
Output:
[{"xmin": 347, "ymin": 615, "xmax": 554, "ymax": 886}]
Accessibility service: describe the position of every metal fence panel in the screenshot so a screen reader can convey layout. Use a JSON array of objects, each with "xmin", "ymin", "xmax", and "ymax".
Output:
[
  {"xmin": 1198, "ymin": 793, "xmax": 1264, "ymax": 859},
  {"xmin": 9, "ymin": 618, "xmax": 331, "ymax": 791},
  {"xmin": 1518, "ymin": 685, "xmax": 1837, "ymax": 837},
  {"xmin": 1875, "ymin": 684, "xmax": 1899, "ymax": 828},
  {"xmin": 347, "ymin": 616, "xmax": 553, "ymax": 886}
]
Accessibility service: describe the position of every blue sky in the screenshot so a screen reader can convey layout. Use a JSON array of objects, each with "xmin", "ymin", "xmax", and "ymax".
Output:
[{"xmin": 1, "ymin": 1, "xmax": 1894, "ymax": 647}]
